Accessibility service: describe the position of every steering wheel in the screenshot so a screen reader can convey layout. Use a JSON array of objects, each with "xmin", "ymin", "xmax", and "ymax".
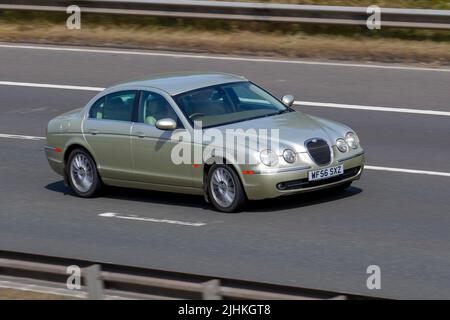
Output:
[{"xmin": 189, "ymin": 113, "xmax": 205, "ymax": 120}]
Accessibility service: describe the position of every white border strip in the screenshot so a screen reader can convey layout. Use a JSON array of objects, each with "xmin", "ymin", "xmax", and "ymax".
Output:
[
  {"xmin": 0, "ymin": 133, "xmax": 449, "ymax": 177},
  {"xmin": 0, "ymin": 81, "xmax": 103, "ymax": 92},
  {"xmin": 0, "ymin": 133, "xmax": 45, "ymax": 140},
  {"xmin": 1, "ymin": 43, "xmax": 450, "ymax": 73},
  {"xmin": 99, "ymin": 212, "xmax": 206, "ymax": 226},
  {"xmin": 1, "ymin": 81, "xmax": 449, "ymax": 117},
  {"xmin": 294, "ymin": 101, "xmax": 450, "ymax": 117},
  {"xmin": 365, "ymin": 165, "xmax": 450, "ymax": 177}
]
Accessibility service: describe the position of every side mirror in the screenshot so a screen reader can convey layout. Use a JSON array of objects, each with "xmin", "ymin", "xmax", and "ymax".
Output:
[
  {"xmin": 281, "ymin": 95, "xmax": 295, "ymax": 107},
  {"xmin": 156, "ymin": 118, "xmax": 177, "ymax": 131}
]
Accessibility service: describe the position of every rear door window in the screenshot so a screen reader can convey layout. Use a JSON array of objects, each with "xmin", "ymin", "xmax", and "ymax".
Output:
[{"xmin": 89, "ymin": 91, "xmax": 137, "ymax": 122}]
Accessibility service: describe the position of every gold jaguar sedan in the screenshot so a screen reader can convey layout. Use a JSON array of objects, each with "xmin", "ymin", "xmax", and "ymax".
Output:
[{"xmin": 46, "ymin": 73, "xmax": 364, "ymax": 212}]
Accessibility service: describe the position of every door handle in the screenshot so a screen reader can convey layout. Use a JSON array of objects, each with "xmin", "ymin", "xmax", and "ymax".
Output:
[
  {"xmin": 88, "ymin": 129, "xmax": 99, "ymax": 135},
  {"xmin": 135, "ymin": 132, "xmax": 146, "ymax": 138}
]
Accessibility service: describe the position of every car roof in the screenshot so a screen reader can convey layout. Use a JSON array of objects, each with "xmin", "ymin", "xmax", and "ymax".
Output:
[{"xmin": 110, "ymin": 72, "xmax": 248, "ymax": 96}]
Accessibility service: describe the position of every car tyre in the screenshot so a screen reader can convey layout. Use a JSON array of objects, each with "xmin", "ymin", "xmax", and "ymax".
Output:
[
  {"xmin": 207, "ymin": 164, "xmax": 246, "ymax": 213},
  {"xmin": 67, "ymin": 149, "xmax": 102, "ymax": 198}
]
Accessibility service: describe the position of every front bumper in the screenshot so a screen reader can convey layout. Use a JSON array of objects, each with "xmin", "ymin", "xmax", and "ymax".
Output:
[{"xmin": 241, "ymin": 152, "xmax": 365, "ymax": 200}]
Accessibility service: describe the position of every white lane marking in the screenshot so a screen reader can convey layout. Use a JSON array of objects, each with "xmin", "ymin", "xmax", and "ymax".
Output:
[
  {"xmin": 295, "ymin": 101, "xmax": 450, "ymax": 117},
  {"xmin": 0, "ymin": 133, "xmax": 45, "ymax": 140},
  {"xmin": 1, "ymin": 132, "xmax": 450, "ymax": 178},
  {"xmin": 1, "ymin": 81, "xmax": 450, "ymax": 117},
  {"xmin": 99, "ymin": 212, "xmax": 206, "ymax": 227},
  {"xmin": 1, "ymin": 43, "xmax": 450, "ymax": 73},
  {"xmin": 365, "ymin": 165, "xmax": 450, "ymax": 177},
  {"xmin": 0, "ymin": 81, "xmax": 103, "ymax": 92}
]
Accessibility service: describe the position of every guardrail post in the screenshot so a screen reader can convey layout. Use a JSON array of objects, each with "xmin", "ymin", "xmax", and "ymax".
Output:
[
  {"xmin": 202, "ymin": 279, "xmax": 222, "ymax": 300},
  {"xmin": 84, "ymin": 264, "xmax": 105, "ymax": 300}
]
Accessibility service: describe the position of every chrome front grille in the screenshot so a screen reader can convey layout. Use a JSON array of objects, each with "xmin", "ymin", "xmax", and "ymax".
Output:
[{"xmin": 305, "ymin": 138, "xmax": 331, "ymax": 165}]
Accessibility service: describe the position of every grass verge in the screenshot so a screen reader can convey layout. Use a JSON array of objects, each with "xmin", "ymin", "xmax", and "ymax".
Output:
[
  {"xmin": 0, "ymin": 288, "xmax": 78, "ymax": 300},
  {"xmin": 1, "ymin": 11, "xmax": 450, "ymax": 65}
]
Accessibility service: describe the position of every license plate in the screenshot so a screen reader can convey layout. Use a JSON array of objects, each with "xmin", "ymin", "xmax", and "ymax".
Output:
[{"xmin": 308, "ymin": 165, "xmax": 344, "ymax": 181}]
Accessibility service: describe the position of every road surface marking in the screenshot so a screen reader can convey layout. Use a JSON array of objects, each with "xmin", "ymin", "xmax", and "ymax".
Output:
[
  {"xmin": 0, "ymin": 133, "xmax": 45, "ymax": 140},
  {"xmin": 294, "ymin": 101, "xmax": 450, "ymax": 117},
  {"xmin": 1, "ymin": 81, "xmax": 449, "ymax": 117},
  {"xmin": 1, "ymin": 43, "xmax": 450, "ymax": 73},
  {"xmin": 365, "ymin": 166, "xmax": 450, "ymax": 177},
  {"xmin": 99, "ymin": 212, "xmax": 206, "ymax": 227},
  {"xmin": 0, "ymin": 81, "xmax": 103, "ymax": 92},
  {"xmin": 0, "ymin": 132, "xmax": 450, "ymax": 177}
]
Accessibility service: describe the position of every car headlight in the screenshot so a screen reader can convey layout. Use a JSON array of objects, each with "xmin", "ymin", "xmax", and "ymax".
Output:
[
  {"xmin": 283, "ymin": 149, "xmax": 296, "ymax": 163},
  {"xmin": 345, "ymin": 132, "xmax": 359, "ymax": 149},
  {"xmin": 336, "ymin": 138, "xmax": 348, "ymax": 153},
  {"xmin": 260, "ymin": 149, "xmax": 278, "ymax": 166}
]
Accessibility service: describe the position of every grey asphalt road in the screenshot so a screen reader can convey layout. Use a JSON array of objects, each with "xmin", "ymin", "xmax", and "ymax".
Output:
[{"xmin": 0, "ymin": 43, "xmax": 449, "ymax": 299}]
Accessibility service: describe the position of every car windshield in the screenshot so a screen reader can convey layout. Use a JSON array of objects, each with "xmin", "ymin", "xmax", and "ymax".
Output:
[{"xmin": 173, "ymin": 81, "xmax": 288, "ymax": 128}]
